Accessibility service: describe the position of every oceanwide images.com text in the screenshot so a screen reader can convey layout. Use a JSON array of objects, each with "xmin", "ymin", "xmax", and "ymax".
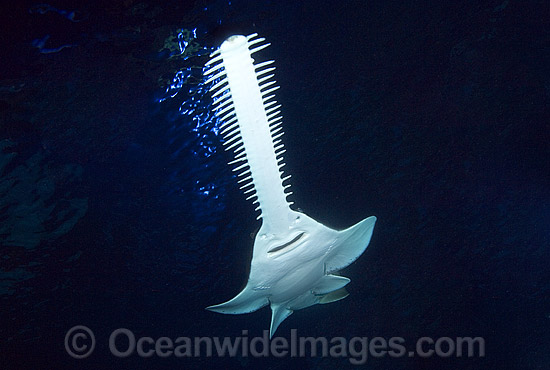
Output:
[{"xmin": 65, "ymin": 326, "xmax": 485, "ymax": 365}]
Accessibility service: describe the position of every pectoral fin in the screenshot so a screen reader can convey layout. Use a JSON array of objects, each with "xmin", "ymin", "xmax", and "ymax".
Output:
[
  {"xmin": 326, "ymin": 216, "xmax": 376, "ymax": 273},
  {"xmin": 206, "ymin": 286, "xmax": 269, "ymax": 314}
]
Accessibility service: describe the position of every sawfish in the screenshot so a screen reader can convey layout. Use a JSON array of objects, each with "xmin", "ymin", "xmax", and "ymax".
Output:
[{"xmin": 204, "ymin": 34, "xmax": 376, "ymax": 337}]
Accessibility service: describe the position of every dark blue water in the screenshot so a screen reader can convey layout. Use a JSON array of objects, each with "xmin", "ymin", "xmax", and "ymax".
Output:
[{"xmin": 1, "ymin": 0, "xmax": 548, "ymax": 369}]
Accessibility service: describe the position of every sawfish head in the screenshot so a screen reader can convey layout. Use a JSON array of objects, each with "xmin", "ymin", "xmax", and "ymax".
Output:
[{"xmin": 207, "ymin": 211, "xmax": 376, "ymax": 337}]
